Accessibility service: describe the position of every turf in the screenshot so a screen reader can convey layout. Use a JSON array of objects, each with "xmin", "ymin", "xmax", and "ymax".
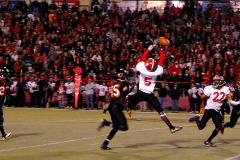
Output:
[{"xmin": 0, "ymin": 107, "xmax": 240, "ymax": 160}]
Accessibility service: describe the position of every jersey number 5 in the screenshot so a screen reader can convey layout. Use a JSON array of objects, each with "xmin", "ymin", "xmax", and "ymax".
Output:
[
  {"xmin": 144, "ymin": 77, "xmax": 152, "ymax": 86},
  {"xmin": 213, "ymin": 92, "xmax": 225, "ymax": 102},
  {"xmin": 111, "ymin": 84, "xmax": 120, "ymax": 97},
  {"xmin": 0, "ymin": 86, "xmax": 5, "ymax": 96}
]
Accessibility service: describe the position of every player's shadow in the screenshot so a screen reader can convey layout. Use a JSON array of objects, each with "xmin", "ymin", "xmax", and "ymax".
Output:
[
  {"xmin": 218, "ymin": 138, "xmax": 240, "ymax": 145},
  {"xmin": 122, "ymin": 139, "xmax": 208, "ymax": 149},
  {"xmin": 11, "ymin": 133, "xmax": 42, "ymax": 139}
]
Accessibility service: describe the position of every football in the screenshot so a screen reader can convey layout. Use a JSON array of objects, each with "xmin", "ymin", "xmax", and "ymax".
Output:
[{"xmin": 159, "ymin": 37, "xmax": 170, "ymax": 46}]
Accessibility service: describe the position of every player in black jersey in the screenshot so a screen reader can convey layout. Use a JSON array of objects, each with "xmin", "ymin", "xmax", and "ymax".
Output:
[
  {"xmin": 0, "ymin": 67, "xmax": 11, "ymax": 140},
  {"xmin": 223, "ymin": 80, "xmax": 240, "ymax": 128},
  {"xmin": 97, "ymin": 68, "xmax": 132, "ymax": 150}
]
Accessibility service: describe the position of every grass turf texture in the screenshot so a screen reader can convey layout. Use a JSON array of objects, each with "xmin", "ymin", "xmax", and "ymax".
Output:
[{"xmin": 0, "ymin": 108, "xmax": 240, "ymax": 160}]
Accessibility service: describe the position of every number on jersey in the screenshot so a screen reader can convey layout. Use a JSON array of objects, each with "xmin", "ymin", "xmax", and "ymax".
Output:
[
  {"xmin": 111, "ymin": 84, "xmax": 120, "ymax": 97},
  {"xmin": 0, "ymin": 86, "xmax": 5, "ymax": 96},
  {"xmin": 144, "ymin": 77, "xmax": 152, "ymax": 86},
  {"xmin": 213, "ymin": 92, "xmax": 225, "ymax": 102}
]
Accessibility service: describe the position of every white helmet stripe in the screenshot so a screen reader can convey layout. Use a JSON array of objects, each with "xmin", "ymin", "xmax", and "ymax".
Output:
[{"xmin": 151, "ymin": 59, "xmax": 154, "ymax": 70}]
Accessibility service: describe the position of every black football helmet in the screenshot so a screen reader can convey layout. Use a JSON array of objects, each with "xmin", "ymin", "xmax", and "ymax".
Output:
[
  {"xmin": 0, "ymin": 67, "xmax": 9, "ymax": 80},
  {"xmin": 237, "ymin": 80, "xmax": 240, "ymax": 90},
  {"xmin": 116, "ymin": 68, "xmax": 126, "ymax": 81},
  {"xmin": 213, "ymin": 75, "xmax": 225, "ymax": 89}
]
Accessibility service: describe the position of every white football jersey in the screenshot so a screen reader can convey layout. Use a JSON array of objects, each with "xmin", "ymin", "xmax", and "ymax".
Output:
[
  {"xmin": 136, "ymin": 62, "xmax": 163, "ymax": 94},
  {"xmin": 98, "ymin": 85, "xmax": 108, "ymax": 96},
  {"xmin": 27, "ymin": 81, "xmax": 37, "ymax": 93},
  {"xmin": 204, "ymin": 85, "xmax": 230, "ymax": 111},
  {"xmin": 48, "ymin": 82, "xmax": 56, "ymax": 90},
  {"xmin": 65, "ymin": 82, "xmax": 74, "ymax": 94},
  {"xmin": 188, "ymin": 87, "xmax": 204, "ymax": 98}
]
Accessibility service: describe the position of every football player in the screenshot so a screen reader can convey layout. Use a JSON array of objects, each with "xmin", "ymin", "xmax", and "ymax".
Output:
[
  {"xmin": 189, "ymin": 75, "xmax": 239, "ymax": 147},
  {"xmin": 128, "ymin": 42, "xmax": 182, "ymax": 133},
  {"xmin": 97, "ymin": 68, "xmax": 133, "ymax": 150},
  {"xmin": 223, "ymin": 80, "xmax": 240, "ymax": 129},
  {"xmin": 0, "ymin": 67, "xmax": 11, "ymax": 140}
]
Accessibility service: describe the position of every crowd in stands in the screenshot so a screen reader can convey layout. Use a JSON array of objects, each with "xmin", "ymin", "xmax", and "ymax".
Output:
[{"xmin": 0, "ymin": 0, "xmax": 240, "ymax": 109}]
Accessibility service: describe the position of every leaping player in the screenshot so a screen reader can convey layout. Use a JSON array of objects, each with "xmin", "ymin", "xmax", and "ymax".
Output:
[{"xmin": 129, "ymin": 41, "xmax": 182, "ymax": 133}]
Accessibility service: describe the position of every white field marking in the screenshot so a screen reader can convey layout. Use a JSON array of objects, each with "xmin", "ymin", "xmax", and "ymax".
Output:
[
  {"xmin": 5, "ymin": 120, "xmax": 77, "ymax": 125},
  {"xmin": 4, "ymin": 107, "xmax": 231, "ymax": 116},
  {"xmin": 0, "ymin": 124, "xmax": 194, "ymax": 152},
  {"xmin": 225, "ymin": 154, "xmax": 240, "ymax": 160}
]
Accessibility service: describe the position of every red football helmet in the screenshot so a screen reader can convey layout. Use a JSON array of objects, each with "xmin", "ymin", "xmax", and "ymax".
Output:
[
  {"xmin": 145, "ymin": 58, "xmax": 157, "ymax": 71},
  {"xmin": 213, "ymin": 75, "xmax": 226, "ymax": 88}
]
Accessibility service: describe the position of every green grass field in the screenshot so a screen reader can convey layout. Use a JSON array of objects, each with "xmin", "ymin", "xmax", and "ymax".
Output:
[{"xmin": 0, "ymin": 107, "xmax": 240, "ymax": 160}]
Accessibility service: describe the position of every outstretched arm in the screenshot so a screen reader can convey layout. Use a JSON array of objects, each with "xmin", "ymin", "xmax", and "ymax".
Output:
[
  {"xmin": 157, "ymin": 49, "xmax": 164, "ymax": 66},
  {"xmin": 141, "ymin": 45, "xmax": 154, "ymax": 62}
]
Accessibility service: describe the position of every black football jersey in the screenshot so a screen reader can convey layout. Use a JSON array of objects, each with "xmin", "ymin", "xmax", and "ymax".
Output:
[
  {"xmin": 110, "ymin": 81, "xmax": 130, "ymax": 105},
  {"xmin": 0, "ymin": 80, "xmax": 7, "ymax": 105},
  {"xmin": 232, "ymin": 87, "xmax": 240, "ymax": 101}
]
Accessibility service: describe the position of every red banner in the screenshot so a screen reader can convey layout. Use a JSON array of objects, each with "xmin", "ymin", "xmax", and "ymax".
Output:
[
  {"xmin": 54, "ymin": 0, "xmax": 80, "ymax": 10},
  {"xmin": 74, "ymin": 67, "xmax": 82, "ymax": 109}
]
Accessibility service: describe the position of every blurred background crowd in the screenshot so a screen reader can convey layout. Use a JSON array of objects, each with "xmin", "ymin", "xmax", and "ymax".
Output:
[{"xmin": 0, "ymin": 0, "xmax": 240, "ymax": 111}]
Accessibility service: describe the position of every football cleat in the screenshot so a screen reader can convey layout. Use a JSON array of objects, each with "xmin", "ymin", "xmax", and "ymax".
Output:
[
  {"xmin": 170, "ymin": 126, "xmax": 182, "ymax": 133},
  {"xmin": 2, "ymin": 133, "xmax": 11, "ymax": 140},
  {"xmin": 100, "ymin": 144, "xmax": 113, "ymax": 150},
  {"xmin": 97, "ymin": 118, "xmax": 107, "ymax": 131},
  {"xmin": 189, "ymin": 115, "xmax": 200, "ymax": 122},
  {"xmin": 204, "ymin": 141, "xmax": 216, "ymax": 147}
]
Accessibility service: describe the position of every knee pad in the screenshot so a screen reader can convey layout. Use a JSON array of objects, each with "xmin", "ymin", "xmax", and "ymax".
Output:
[
  {"xmin": 119, "ymin": 124, "xmax": 128, "ymax": 131},
  {"xmin": 198, "ymin": 123, "xmax": 205, "ymax": 130},
  {"xmin": 216, "ymin": 126, "xmax": 223, "ymax": 131},
  {"xmin": 0, "ymin": 116, "xmax": 4, "ymax": 124}
]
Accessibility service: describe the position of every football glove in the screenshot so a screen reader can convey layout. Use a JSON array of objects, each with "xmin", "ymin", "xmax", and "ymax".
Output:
[
  {"xmin": 126, "ymin": 108, "xmax": 132, "ymax": 117},
  {"xmin": 148, "ymin": 45, "xmax": 154, "ymax": 51}
]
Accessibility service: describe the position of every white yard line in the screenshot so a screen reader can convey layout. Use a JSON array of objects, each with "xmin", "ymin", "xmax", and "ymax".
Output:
[
  {"xmin": 0, "ymin": 124, "xmax": 194, "ymax": 152},
  {"xmin": 225, "ymin": 154, "xmax": 240, "ymax": 160}
]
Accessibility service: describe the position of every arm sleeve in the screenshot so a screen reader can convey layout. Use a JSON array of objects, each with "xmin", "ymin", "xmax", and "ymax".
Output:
[
  {"xmin": 141, "ymin": 49, "xmax": 150, "ymax": 62},
  {"xmin": 228, "ymin": 99, "xmax": 240, "ymax": 106},
  {"xmin": 157, "ymin": 49, "xmax": 164, "ymax": 66}
]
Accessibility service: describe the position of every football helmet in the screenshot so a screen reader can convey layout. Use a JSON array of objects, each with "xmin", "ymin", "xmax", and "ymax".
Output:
[
  {"xmin": 0, "ymin": 67, "xmax": 9, "ymax": 80},
  {"xmin": 145, "ymin": 58, "xmax": 157, "ymax": 72},
  {"xmin": 237, "ymin": 80, "xmax": 240, "ymax": 90},
  {"xmin": 213, "ymin": 75, "xmax": 226, "ymax": 89},
  {"xmin": 116, "ymin": 68, "xmax": 126, "ymax": 81}
]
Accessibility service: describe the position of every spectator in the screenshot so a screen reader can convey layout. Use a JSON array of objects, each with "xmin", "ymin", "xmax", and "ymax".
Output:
[
  {"xmin": 158, "ymin": 83, "xmax": 168, "ymax": 111},
  {"xmin": 58, "ymin": 81, "xmax": 66, "ymax": 108},
  {"xmin": 37, "ymin": 76, "xmax": 48, "ymax": 108},
  {"xmin": 47, "ymin": 78, "xmax": 56, "ymax": 105},
  {"xmin": 97, "ymin": 82, "xmax": 108, "ymax": 109},
  {"xmin": 16, "ymin": 77, "xmax": 26, "ymax": 107},
  {"xmin": 85, "ymin": 79, "xmax": 95, "ymax": 110},
  {"xmin": 27, "ymin": 77, "xmax": 37, "ymax": 107},
  {"xmin": 170, "ymin": 83, "xmax": 181, "ymax": 112},
  {"xmin": 65, "ymin": 78, "xmax": 74, "ymax": 108}
]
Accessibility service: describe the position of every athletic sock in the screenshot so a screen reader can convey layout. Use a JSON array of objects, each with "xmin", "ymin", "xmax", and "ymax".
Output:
[
  {"xmin": 160, "ymin": 115, "xmax": 174, "ymax": 129},
  {"xmin": 207, "ymin": 129, "xmax": 219, "ymax": 142},
  {"xmin": 223, "ymin": 122, "xmax": 230, "ymax": 128},
  {"xmin": 103, "ymin": 128, "xmax": 118, "ymax": 146},
  {"xmin": 0, "ymin": 124, "xmax": 5, "ymax": 136},
  {"xmin": 104, "ymin": 120, "xmax": 112, "ymax": 127}
]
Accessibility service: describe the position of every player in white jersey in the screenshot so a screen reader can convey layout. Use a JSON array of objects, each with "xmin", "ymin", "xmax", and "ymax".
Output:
[
  {"xmin": 189, "ymin": 75, "xmax": 234, "ymax": 147},
  {"xmin": 27, "ymin": 77, "xmax": 37, "ymax": 107},
  {"xmin": 97, "ymin": 82, "xmax": 108, "ymax": 109},
  {"xmin": 64, "ymin": 78, "xmax": 74, "ymax": 108},
  {"xmin": 188, "ymin": 83, "xmax": 204, "ymax": 113},
  {"xmin": 128, "ymin": 42, "xmax": 182, "ymax": 133}
]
